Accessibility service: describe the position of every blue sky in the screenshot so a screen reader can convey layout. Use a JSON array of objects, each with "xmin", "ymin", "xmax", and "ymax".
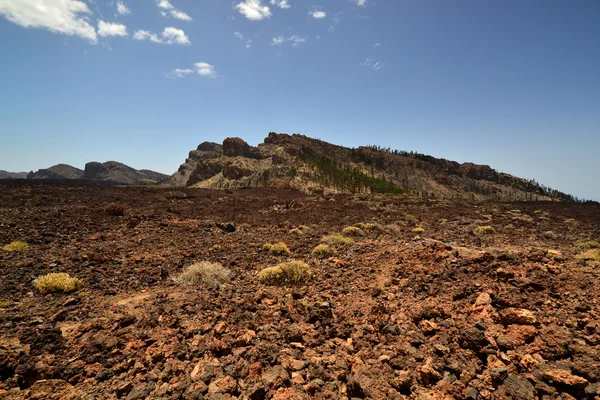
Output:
[{"xmin": 0, "ymin": 0, "xmax": 598, "ymax": 200}]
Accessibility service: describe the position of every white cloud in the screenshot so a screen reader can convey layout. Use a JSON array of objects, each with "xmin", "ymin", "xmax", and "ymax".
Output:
[
  {"xmin": 195, "ymin": 62, "xmax": 216, "ymax": 77},
  {"xmin": 133, "ymin": 27, "xmax": 190, "ymax": 45},
  {"xmin": 116, "ymin": 1, "xmax": 131, "ymax": 15},
  {"xmin": 170, "ymin": 10, "xmax": 191, "ymax": 21},
  {"xmin": 354, "ymin": 0, "xmax": 367, "ymax": 6},
  {"xmin": 235, "ymin": 0, "xmax": 271, "ymax": 21},
  {"xmin": 362, "ymin": 58, "xmax": 385, "ymax": 71},
  {"xmin": 271, "ymin": 35, "xmax": 306, "ymax": 47},
  {"xmin": 270, "ymin": 0, "xmax": 290, "ymax": 9},
  {"xmin": 0, "ymin": 0, "xmax": 97, "ymax": 43},
  {"xmin": 162, "ymin": 27, "xmax": 190, "ymax": 44},
  {"xmin": 157, "ymin": 0, "xmax": 174, "ymax": 10},
  {"xmin": 156, "ymin": 0, "xmax": 191, "ymax": 21},
  {"xmin": 98, "ymin": 21, "xmax": 127, "ymax": 37},
  {"xmin": 166, "ymin": 68, "xmax": 194, "ymax": 78},
  {"xmin": 167, "ymin": 62, "xmax": 217, "ymax": 79},
  {"xmin": 329, "ymin": 12, "xmax": 342, "ymax": 32},
  {"xmin": 374, "ymin": 42, "xmax": 381, "ymax": 47},
  {"xmin": 234, "ymin": 31, "xmax": 252, "ymax": 48},
  {"xmin": 310, "ymin": 11, "xmax": 326, "ymax": 19}
]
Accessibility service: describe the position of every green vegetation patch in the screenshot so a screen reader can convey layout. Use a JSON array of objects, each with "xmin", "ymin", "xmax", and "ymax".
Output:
[
  {"xmin": 341, "ymin": 226, "xmax": 365, "ymax": 237},
  {"xmin": 576, "ymin": 249, "xmax": 600, "ymax": 262},
  {"xmin": 265, "ymin": 242, "xmax": 291, "ymax": 256},
  {"xmin": 321, "ymin": 235, "xmax": 354, "ymax": 246},
  {"xmin": 412, "ymin": 227, "xmax": 425, "ymax": 234}
]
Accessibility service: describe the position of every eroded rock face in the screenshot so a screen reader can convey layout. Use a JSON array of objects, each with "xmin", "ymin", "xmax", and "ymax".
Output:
[{"xmin": 223, "ymin": 137, "xmax": 252, "ymax": 157}]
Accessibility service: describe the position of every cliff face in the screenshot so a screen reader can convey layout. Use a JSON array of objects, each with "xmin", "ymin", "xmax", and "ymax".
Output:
[{"xmin": 163, "ymin": 132, "xmax": 568, "ymax": 201}]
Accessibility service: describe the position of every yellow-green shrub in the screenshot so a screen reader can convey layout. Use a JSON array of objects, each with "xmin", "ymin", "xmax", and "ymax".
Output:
[
  {"xmin": 474, "ymin": 226, "xmax": 495, "ymax": 235},
  {"xmin": 576, "ymin": 249, "xmax": 600, "ymax": 262},
  {"xmin": 342, "ymin": 226, "xmax": 365, "ymax": 237},
  {"xmin": 258, "ymin": 261, "xmax": 312, "ymax": 285},
  {"xmin": 268, "ymin": 242, "xmax": 291, "ymax": 256},
  {"xmin": 312, "ymin": 244, "xmax": 335, "ymax": 259},
  {"xmin": 2, "ymin": 241, "xmax": 29, "ymax": 252},
  {"xmin": 33, "ymin": 273, "xmax": 84, "ymax": 294},
  {"xmin": 412, "ymin": 227, "xmax": 425, "ymax": 234},
  {"xmin": 321, "ymin": 235, "xmax": 353, "ymax": 246}
]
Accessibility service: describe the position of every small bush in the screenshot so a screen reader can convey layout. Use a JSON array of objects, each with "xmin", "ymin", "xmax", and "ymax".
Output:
[
  {"xmin": 258, "ymin": 261, "xmax": 312, "ymax": 285},
  {"xmin": 412, "ymin": 227, "xmax": 425, "ymax": 234},
  {"xmin": 474, "ymin": 226, "xmax": 495, "ymax": 235},
  {"xmin": 355, "ymin": 222, "xmax": 383, "ymax": 231},
  {"xmin": 175, "ymin": 261, "xmax": 231, "ymax": 288},
  {"xmin": 543, "ymin": 231, "xmax": 557, "ymax": 239},
  {"xmin": 576, "ymin": 249, "xmax": 600, "ymax": 262},
  {"xmin": 104, "ymin": 203, "xmax": 124, "ymax": 216},
  {"xmin": 321, "ymin": 235, "xmax": 353, "ymax": 246},
  {"xmin": 564, "ymin": 218, "xmax": 577, "ymax": 226},
  {"xmin": 312, "ymin": 244, "xmax": 336, "ymax": 259},
  {"xmin": 33, "ymin": 273, "xmax": 84, "ymax": 294},
  {"xmin": 262, "ymin": 243, "xmax": 273, "ymax": 252},
  {"xmin": 342, "ymin": 226, "xmax": 365, "ymax": 237},
  {"xmin": 2, "ymin": 241, "xmax": 29, "ymax": 252},
  {"xmin": 438, "ymin": 218, "xmax": 448, "ymax": 224},
  {"xmin": 289, "ymin": 228, "xmax": 303, "ymax": 235},
  {"xmin": 268, "ymin": 242, "xmax": 291, "ymax": 256},
  {"xmin": 512, "ymin": 215, "xmax": 534, "ymax": 223},
  {"xmin": 575, "ymin": 240, "xmax": 599, "ymax": 249},
  {"xmin": 383, "ymin": 224, "xmax": 403, "ymax": 234},
  {"xmin": 405, "ymin": 214, "xmax": 419, "ymax": 226}
]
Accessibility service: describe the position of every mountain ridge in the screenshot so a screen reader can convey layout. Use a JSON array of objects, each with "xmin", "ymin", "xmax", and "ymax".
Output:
[{"xmin": 163, "ymin": 132, "xmax": 579, "ymax": 202}]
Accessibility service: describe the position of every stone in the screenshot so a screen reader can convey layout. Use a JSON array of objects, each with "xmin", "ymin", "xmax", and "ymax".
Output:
[
  {"xmin": 494, "ymin": 376, "xmax": 535, "ymax": 400},
  {"xmin": 490, "ymin": 367, "xmax": 508, "ymax": 383},
  {"xmin": 496, "ymin": 268, "xmax": 514, "ymax": 281},
  {"xmin": 542, "ymin": 369, "xmax": 588, "ymax": 388},
  {"xmin": 115, "ymin": 381, "xmax": 132, "ymax": 398},
  {"xmin": 474, "ymin": 292, "xmax": 492, "ymax": 308},
  {"xmin": 208, "ymin": 375, "xmax": 237, "ymax": 394},
  {"xmin": 500, "ymin": 308, "xmax": 537, "ymax": 325},
  {"xmin": 125, "ymin": 383, "xmax": 155, "ymax": 400},
  {"xmin": 391, "ymin": 370, "xmax": 412, "ymax": 392},
  {"xmin": 261, "ymin": 365, "xmax": 290, "ymax": 388}
]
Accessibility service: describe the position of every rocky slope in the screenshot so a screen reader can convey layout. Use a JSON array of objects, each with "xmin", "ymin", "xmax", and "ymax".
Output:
[
  {"xmin": 26, "ymin": 162, "xmax": 168, "ymax": 185},
  {"xmin": 164, "ymin": 132, "xmax": 574, "ymax": 201}
]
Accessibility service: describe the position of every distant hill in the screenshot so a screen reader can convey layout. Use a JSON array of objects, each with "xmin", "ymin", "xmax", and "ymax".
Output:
[
  {"xmin": 27, "ymin": 164, "xmax": 84, "ymax": 180},
  {"xmin": 0, "ymin": 170, "xmax": 27, "ymax": 179},
  {"xmin": 24, "ymin": 162, "xmax": 168, "ymax": 185},
  {"xmin": 163, "ymin": 132, "xmax": 577, "ymax": 201}
]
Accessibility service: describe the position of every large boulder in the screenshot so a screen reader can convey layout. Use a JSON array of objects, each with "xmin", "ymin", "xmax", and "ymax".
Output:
[{"xmin": 223, "ymin": 137, "xmax": 252, "ymax": 157}]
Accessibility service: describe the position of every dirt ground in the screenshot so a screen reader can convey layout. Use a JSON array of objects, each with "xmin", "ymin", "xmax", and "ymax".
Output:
[{"xmin": 0, "ymin": 182, "xmax": 599, "ymax": 399}]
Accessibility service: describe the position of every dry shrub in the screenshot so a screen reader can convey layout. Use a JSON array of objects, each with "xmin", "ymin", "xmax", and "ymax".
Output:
[
  {"xmin": 355, "ymin": 222, "xmax": 383, "ymax": 231},
  {"xmin": 405, "ymin": 214, "xmax": 419, "ymax": 226},
  {"xmin": 2, "ymin": 241, "xmax": 29, "ymax": 252},
  {"xmin": 412, "ymin": 227, "xmax": 425, "ymax": 234},
  {"xmin": 175, "ymin": 261, "xmax": 231, "ymax": 288},
  {"xmin": 312, "ymin": 244, "xmax": 335, "ymax": 259},
  {"xmin": 383, "ymin": 224, "xmax": 403, "ymax": 234},
  {"xmin": 543, "ymin": 231, "xmax": 557, "ymax": 239},
  {"xmin": 104, "ymin": 203, "xmax": 124, "ymax": 216},
  {"xmin": 474, "ymin": 226, "xmax": 495, "ymax": 235},
  {"xmin": 564, "ymin": 218, "xmax": 577, "ymax": 226},
  {"xmin": 33, "ymin": 273, "xmax": 84, "ymax": 294},
  {"xmin": 258, "ymin": 261, "xmax": 312, "ymax": 285},
  {"xmin": 321, "ymin": 235, "xmax": 353, "ymax": 246},
  {"xmin": 341, "ymin": 226, "xmax": 364, "ymax": 237},
  {"xmin": 288, "ymin": 228, "xmax": 303, "ymax": 235}
]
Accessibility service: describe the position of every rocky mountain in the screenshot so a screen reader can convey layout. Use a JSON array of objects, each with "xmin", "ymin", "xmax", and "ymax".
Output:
[
  {"xmin": 164, "ymin": 132, "xmax": 575, "ymax": 201},
  {"xmin": 0, "ymin": 170, "xmax": 27, "ymax": 179},
  {"xmin": 26, "ymin": 162, "xmax": 168, "ymax": 185},
  {"xmin": 27, "ymin": 164, "xmax": 84, "ymax": 180}
]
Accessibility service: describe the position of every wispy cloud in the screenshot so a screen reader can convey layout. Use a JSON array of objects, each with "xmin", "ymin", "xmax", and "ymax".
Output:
[
  {"xmin": 98, "ymin": 21, "xmax": 127, "ymax": 37},
  {"xmin": 374, "ymin": 42, "xmax": 381, "ymax": 47},
  {"xmin": 270, "ymin": 0, "xmax": 290, "ymax": 9},
  {"xmin": 362, "ymin": 58, "xmax": 385, "ymax": 71},
  {"xmin": 353, "ymin": 0, "xmax": 367, "ymax": 6},
  {"xmin": 116, "ymin": 1, "xmax": 131, "ymax": 15},
  {"xmin": 133, "ymin": 27, "xmax": 190, "ymax": 45},
  {"xmin": 0, "ymin": 0, "xmax": 97, "ymax": 43},
  {"xmin": 156, "ymin": 0, "xmax": 191, "ymax": 21},
  {"xmin": 271, "ymin": 35, "xmax": 307, "ymax": 47},
  {"xmin": 234, "ymin": 31, "xmax": 252, "ymax": 48},
  {"xmin": 310, "ymin": 11, "xmax": 326, "ymax": 19},
  {"xmin": 167, "ymin": 62, "xmax": 217, "ymax": 78},
  {"xmin": 329, "ymin": 12, "xmax": 342, "ymax": 32},
  {"xmin": 235, "ymin": 0, "xmax": 271, "ymax": 21}
]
